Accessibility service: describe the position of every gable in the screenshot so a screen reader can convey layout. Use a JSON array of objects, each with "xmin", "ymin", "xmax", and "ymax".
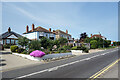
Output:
[{"xmin": 7, "ymin": 34, "xmax": 18, "ymax": 39}]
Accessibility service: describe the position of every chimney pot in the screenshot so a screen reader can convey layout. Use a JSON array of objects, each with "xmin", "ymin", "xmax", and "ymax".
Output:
[
  {"xmin": 53, "ymin": 30, "xmax": 55, "ymax": 32},
  {"xmin": 66, "ymin": 30, "xmax": 68, "ymax": 34},
  {"xmin": 49, "ymin": 28, "xmax": 51, "ymax": 32},
  {"xmin": 91, "ymin": 34, "xmax": 92, "ymax": 37},
  {"xmin": 26, "ymin": 25, "xmax": 29, "ymax": 33},
  {"xmin": 32, "ymin": 24, "xmax": 35, "ymax": 31},
  {"xmin": 8, "ymin": 27, "xmax": 11, "ymax": 33}
]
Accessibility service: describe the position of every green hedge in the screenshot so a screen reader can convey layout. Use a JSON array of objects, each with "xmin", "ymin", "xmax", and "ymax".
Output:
[
  {"xmin": 71, "ymin": 46, "xmax": 89, "ymax": 53},
  {"xmin": 10, "ymin": 45, "xmax": 18, "ymax": 52}
]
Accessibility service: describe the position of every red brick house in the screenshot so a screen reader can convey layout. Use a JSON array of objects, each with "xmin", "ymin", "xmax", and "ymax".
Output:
[{"xmin": 90, "ymin": 33, "xmax": 106, "ymax": 40}]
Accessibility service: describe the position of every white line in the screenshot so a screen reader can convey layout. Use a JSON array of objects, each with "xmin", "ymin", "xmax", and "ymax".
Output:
[{"xmin": 13, "ymin": 49, "xmax": 118, "ymax": 79}]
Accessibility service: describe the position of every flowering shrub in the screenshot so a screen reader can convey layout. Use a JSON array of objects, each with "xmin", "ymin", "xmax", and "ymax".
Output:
[{"xmin": 30, "ymin": 50, "xmax": 45, "ymax": 57}]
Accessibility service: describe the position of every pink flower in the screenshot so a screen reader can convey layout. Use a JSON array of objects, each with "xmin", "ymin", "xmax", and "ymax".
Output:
[{"xmin": 30, "ymin": 50, "xmax": 45, "ymax": 57}]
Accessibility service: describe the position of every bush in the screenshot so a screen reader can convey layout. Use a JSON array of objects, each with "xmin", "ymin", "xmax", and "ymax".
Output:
[
  {"xmin": 54, "ymin": 51, "xmax": 60, "ymax": 54},
  {"xmin": 28, "ymin": 49, "xmax": 35, "ymax": 54},
  {"xmin": 60, "ymin": 50, "xmax": 66, "ymax": 53},
  {"xmin": 10, "ymin": 45, "xmax": 18, "ymax": 52},
  {"xmin": 62, "ymin": 45, "xmax": 71, "ymax": 50},
  {"xmin": 72, "ymin": 46, "xmax": 89, "ymax": 53},
  {"xmin": 16, "ymin": 48, "xmax": 25, "ymax": 53},
  {"xmin": 84, "ymin": 48, "xmax": 89, "ymax": 53},
  {"xmin": 71, "ymin": 46, "xmax": 78, "ymax": 50},
  {"xmin": 69, "ymin": 44, "xmax": 73, "ymax": 48},
  {"xmin": 90, "ymin": 40, "xmax": 98, "ymax": 49},
  {"xmin": 28, "ymin": 40, "xmax": 41, "ymax": 50},
  {"xmin": 44, "ymin": 51, "xmax": 50, "ymax": 55},
  {"xmin": 58, "ymin": 47, "xmax": 65, "ymax": 51},
  {"xmin": 3, "ymin": 44, "xmax": 13, "ymax": 48},
  {"xmin": 21, "ymin": 50, "xmax": 28, "ymax": 54}
]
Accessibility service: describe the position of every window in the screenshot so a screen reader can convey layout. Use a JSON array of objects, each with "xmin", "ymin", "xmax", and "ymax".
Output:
[
  {"xmin": 6, "ymin": 39, "xmax": 10, "ymax": 44},
  {"xmin": 11, "ymin": 39, "xmax": 14, "ymax": 44},
  {"xmin": 46, "ymin": 34, "xmax": 48, "ymax": 37},
  {"xmin": 39, "ymin": 32, "xmax": 44, "ymax": 36},
  {"xmin": 15, "ymin": 40, "xmax": 18, "ymax": 44}
]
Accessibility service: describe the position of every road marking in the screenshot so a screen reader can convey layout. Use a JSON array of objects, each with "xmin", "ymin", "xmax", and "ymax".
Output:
[
  {"xmin": 48, "ymin": 66, "xmax": 59, "ymax": 72},
  {"xmin": 12, "ymin": 49, "xmax": 118, "ymax": 80},
  {"xmin": 89, "ymin": 58, "xmax": 120, "ymax": 80}
]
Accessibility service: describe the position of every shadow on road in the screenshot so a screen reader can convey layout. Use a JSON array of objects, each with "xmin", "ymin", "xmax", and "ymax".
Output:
[
  {"xmin": 0, "ymin": 59, "xmax": 6, "ymax": 62},
  {"xmin": 0, "ymin": 52, "xmax": 11, "ymax": 55},
  {"xmin": 0, "ymin": 63, "xmax": 6, "ymax": 66}
]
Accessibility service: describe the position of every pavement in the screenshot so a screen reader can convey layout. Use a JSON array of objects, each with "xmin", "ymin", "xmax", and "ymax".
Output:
[
  {"xmin": 100, "ymin": 63, "xmax": 118, "ymax": 78},
  {"xmin": 2, "ymin": 48, "xmax": 119, "ymax": 79},
  {"xmin": 0, "ymin": 49, "xmax": 42, "ymax": 72}
]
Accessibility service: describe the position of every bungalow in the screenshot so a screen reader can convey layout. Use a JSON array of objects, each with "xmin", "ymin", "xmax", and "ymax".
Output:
[
  {"xmin": 23, "ymin": 24, "xmax": 56, "ymax": 40},
  {"xmin": 0, "ymin": 27, "xmax": 22, "ymax": 45}
]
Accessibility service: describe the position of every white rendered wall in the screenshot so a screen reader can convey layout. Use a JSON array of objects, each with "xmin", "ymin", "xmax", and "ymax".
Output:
[{"xmin": 23, "ymin": 32, "xmax": 38, "ymax": 40}]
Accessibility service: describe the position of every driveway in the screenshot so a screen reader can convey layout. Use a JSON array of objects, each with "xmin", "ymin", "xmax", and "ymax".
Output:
[{"xmin": 0, "ymin": 49, "xmax": 42, "ymax": 72}]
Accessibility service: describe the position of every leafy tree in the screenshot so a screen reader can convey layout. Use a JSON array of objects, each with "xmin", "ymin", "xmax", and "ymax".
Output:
[
  {"xmin": 80, "ymin": 32, "xmax": 88, "ymax": 42},
  {"xmin": 40, "ymin": 37, "xmax": 54, "ymax": 49},
  {"xmin": 18, "ymin": 37, "xmax": 29, "ymax": 48},
  {"xmin": 90, "ymin": 40, "xmax": 98, "ymax": 49},
  {"xmin": 53, "ymin": 39, "xmax": 60, "ymax": 48},
  {"xmin": 58, "ymin": 37, "xmax": 68, "ymax": 47},
  {"xmin": 80, "ymin": 32, "xmax": 87, "ymax": 39},
  {"xmin": 84, "ymin": 37, "xmax": 93, "ymax": 43},
  {"xmin": 104, "ymin": 40, "xmax": 111, "ymax": 48},
  {"xmin": 97, "ymin": 38, "xmax": 104, "ymax": 48},
  {"xmin": 28, "ymin": 40, "xmax": 41, "ymax": 50}
]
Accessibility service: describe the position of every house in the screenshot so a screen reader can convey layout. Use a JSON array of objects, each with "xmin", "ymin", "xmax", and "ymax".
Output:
[
  {"xmin": 0, "ymin": 27, "xmax": 22, "ymax": 45},
  {"xmin": 90, "ymin": 33, "xmax": 106, "ymax": 40},
  {"xmin": 23, "ymin": 24, "xmax": 56, "ymax": 40},
  {"xmin": 53, "ymin": 29, "xmax": 74, "ymax": 44}
]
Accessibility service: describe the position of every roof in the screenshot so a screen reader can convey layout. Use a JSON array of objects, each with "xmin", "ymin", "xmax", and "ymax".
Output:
[
  {"xmin": 23, "ymin": 26, "xmax": 54, "ymax": 34},
  {"xmin": 91, "ymin": 34, "xmax": 106, "ymax": 39},
  {"xmin": 54, "ymin": 30, "xmax": 71, "ymax": 36},
  {"xmin": 0, "ymin": 31, "xmax": 22, "ymax": 40}
]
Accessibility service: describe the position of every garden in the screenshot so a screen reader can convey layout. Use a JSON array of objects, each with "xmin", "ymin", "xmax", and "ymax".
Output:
[
  {"xmin": 9, "ymin": 36, "xmax": 91, "ymax": 58},
  {"xmin": 10, "ymin": 37, "xmax": 73, "ymax": 56}
]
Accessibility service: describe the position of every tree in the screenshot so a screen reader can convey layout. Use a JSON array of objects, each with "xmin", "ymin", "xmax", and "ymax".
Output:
[
  {"xmin": 90, "ymin": 40, "xmax": 98, "ymax": 49},
  {"xmin": 18, "ymin": 37, "xmax": 29, "ymax": 48},
  {"xmin": 104, "ymin": 40, "xmax": 111, "ymax": 47},
  {"xmin": 54, "ymin": 39, "xmax": 60, "ymax": 48},
  {"xmin": 58, "ymin": 37, "xmax": 68, "ymax": 47},
  {"xmin": 28, "ymin": 40, "xmax": 41, "ymax": 50},
  {"xmin": 80, "ymin": 32, "xmax": 88, "ymax": 42},
  {"xmin": 84, "ymin": 37, "xmax": 93, "ymax": 43},
  {"xmin": 40, "ymin": 37, "xmax": 54, "ymax": 49}
]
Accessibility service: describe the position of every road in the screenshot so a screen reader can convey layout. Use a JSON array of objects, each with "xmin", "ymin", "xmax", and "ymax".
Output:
[{"xmin": 2, "ymin": 48, "xmax": 119, "ymax": 80}]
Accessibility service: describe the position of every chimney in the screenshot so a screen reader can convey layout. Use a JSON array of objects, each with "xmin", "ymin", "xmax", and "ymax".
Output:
[
  {"xmin": 32, "ymin": 24, "xmax": 35, "ymax": 31},
  {"xmin": 66, "ymin": 30, "xmax": 68, "ymax": 34},
  {"xmin": 8, "ymin": 27, "xmax": 11, "ymax": 33},
  {"xmin": 49, "ymin": 28, "xmax": 51, "ymax": 32},
  {"xmin": 53, "ymin": 30, "xmax": 55, "ymax": 32},
  {"xmin": 91, "ymin": 34, "xmax": 92, "ymax": 37},
  {"xmin": 26, "ymin": 25, "xmax": 29, "ymax": 33}
]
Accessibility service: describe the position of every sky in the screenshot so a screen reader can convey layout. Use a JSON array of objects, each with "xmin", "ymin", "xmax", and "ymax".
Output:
[{"xmin": 2, "ymin": 2, "xmax": 118, "ymax": 41}]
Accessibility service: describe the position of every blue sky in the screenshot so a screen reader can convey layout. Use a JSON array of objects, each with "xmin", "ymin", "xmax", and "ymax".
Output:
[{"xmin": 2, "ymin": 2, "xmax": 118, "ymax": 41}]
